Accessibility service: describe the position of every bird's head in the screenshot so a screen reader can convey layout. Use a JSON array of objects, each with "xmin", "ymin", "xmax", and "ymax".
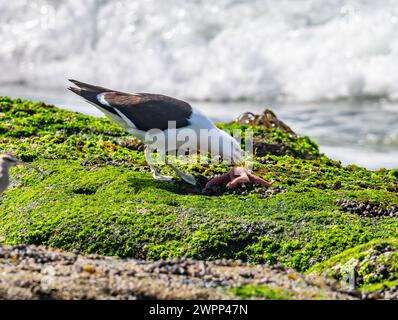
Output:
[
  {"xmin": 214, "ymin": 129, "xmax": 243, "ymax": 165},
  {"xmin": 230, "ymin": 138, "xmax": 244, "ymax": 165},
  {"xmin": 0, "ymin": 154, "xmax": 19, "ymax": 170}
]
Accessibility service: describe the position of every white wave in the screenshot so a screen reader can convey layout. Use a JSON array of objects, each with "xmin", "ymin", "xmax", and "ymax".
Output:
[
  {"xmin": 2, "ymin": 0, "xmax": 398, "ymax": 102},
  {"xmin": 320, "ymin": 145, "xmax": 398, "ymax": 170}
]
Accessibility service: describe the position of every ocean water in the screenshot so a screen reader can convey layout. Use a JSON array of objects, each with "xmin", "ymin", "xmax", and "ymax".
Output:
[{"xmin": 1, "ymin": 0, "xmax": 398, "ymax": 169}]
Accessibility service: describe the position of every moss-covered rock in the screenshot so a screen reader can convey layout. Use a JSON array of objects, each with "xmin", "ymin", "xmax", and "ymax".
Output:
[
  {"xmin": 0, "ymin": 244, "xmax": 355, "ymax": 300},
  {"xmin": 1, "ymin": 96, "xmax": 398, "ymax": 296},
  {"xmin": 230, "ymin": 284, "xmax": 295, "ymax": 300},
  {"xmin": 308, "ymin": 240, "xmax": 398, "ymax": 293}
]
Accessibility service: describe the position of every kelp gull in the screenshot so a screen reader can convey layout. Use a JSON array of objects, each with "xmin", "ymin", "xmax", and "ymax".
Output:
[{"xmin": 68, "ymin": 79, "xmax": 243, "ymax": 185}]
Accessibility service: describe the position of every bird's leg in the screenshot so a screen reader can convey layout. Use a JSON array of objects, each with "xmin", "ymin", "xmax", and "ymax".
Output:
[
  {"xmin": 166, "ymin": 160, "xmax": 197, "ymax": 186},
  {"xmin": 144, "ymin": 147, "xmax": 173, "ymax": 181}
]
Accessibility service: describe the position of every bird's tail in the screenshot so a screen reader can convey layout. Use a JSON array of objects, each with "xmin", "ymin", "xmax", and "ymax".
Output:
[
  {"xmin": 67, "ymin": 79, "xmax": 111, "ymax": 106},
  {"xmin": 68, "ymin": 79, "xmax": 111, "ymax": 93},
  {"xmin": 67, "ymin": 79, "xmax": 120, "ymax": 116}
]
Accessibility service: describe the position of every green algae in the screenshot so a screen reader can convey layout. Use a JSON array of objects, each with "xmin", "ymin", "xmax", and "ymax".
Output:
[
  {"xmin": 1, "ymin": 96, "xmax": 398, "ymax": 293},
  {"xmin": 230, "ymin": 285, "xmax": 294, "ymax": 300},
  {"xmin": 308, "ymin": 240, "xmax": 398, "ymax": 291}
]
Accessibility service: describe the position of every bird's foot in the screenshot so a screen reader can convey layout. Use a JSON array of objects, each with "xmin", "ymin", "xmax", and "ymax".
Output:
[
  {"xmin": 166, "ymin": 163, "xmax": 197, "ymax": 186},
  {"xmin": 178, "ymin": 172, "xmax": 197, "ymax": 186},
  {"xmin": 152, "ymin": 171, "xmax": 174, "ymax": 181}
]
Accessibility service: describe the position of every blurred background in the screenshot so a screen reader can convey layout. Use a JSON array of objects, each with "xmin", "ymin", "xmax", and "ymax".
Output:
[{"xmin": 1, "ymin": 0, "xmax": 398, "ymax": 169}]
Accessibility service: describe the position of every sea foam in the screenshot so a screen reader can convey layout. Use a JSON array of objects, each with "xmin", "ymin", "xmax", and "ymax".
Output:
[{"xmin": 1, "ymin": 0, "xmax": 398, "ymax": 102}]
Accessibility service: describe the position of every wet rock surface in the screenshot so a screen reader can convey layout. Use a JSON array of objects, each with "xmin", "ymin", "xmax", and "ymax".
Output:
[
  {"xmin": 203, "ymin": 181, "xmax": 286, "ymax": 197},
  {"xmin": 253, "ymin": 139, "xmax": 290, "ymax": 157},
  {"xmin": 367, "ymin": 284, "xmax": 398, "ymax": 300},
  {"xmin": 174, "ymin": 174, "xmax": 286, "ymax": 197},
  {"xmin": 357, "ymin": 246, "xmax": 398, "ymax": 299},
  {"xmin": 312, "ymin": 241, "xmax": 398, "ymax": 300},
  {"xmin": 336, "ymin": 199, "xmax": 398, "ymax": 218},
  {"xmin": 0, "ymin": 244, "xmax": 356, "ymax": 300}
]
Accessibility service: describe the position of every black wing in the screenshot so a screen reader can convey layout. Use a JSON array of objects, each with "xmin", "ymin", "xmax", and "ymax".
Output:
[{"xmin": 68, "ymin": 79, "xmax": 193, "ymax": 131}]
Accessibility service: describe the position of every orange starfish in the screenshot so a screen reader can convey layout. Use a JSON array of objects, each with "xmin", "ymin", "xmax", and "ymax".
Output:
[{"xmin": 203, "ymin": 166, "xmax": 274, "ymax": 192}]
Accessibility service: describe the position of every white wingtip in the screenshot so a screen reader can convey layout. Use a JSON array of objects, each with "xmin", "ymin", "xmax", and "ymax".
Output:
[{"xmin": 97, "ymin": 93, "xmax": 112, "ymax": 107}]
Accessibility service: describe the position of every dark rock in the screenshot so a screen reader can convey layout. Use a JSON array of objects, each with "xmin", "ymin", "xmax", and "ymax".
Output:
[{"xmin": 336, "ymin": 199, "xmax": 398, "ymax": 219}]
